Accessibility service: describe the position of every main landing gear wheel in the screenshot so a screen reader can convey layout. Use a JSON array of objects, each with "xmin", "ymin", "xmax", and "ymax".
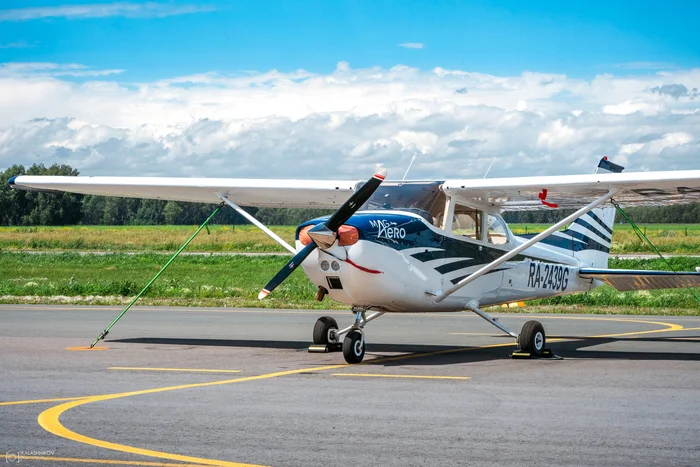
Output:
[
  {"xmin": 313, "ymin": 316, "xmax": 338, "ymax": 345},
  {"xmin": 517, "ymin": 320, "xmax": 546, "ymax": 357},
  {"xmin": 343, "ymin": 330, "xmax": 365, "ymax": 364}
]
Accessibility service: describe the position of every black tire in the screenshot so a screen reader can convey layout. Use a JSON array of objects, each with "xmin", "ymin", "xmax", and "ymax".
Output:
[
  {"xmin": 343, "ymin": 330, "xmax": 365, "ymax": 364},
  {"xmin": 313, "ymin": 316, "xmax": 338, "ymax": 345},
  {"xmin": 518, "ymin": 320, "xmax": 546, "ymax": 356}
]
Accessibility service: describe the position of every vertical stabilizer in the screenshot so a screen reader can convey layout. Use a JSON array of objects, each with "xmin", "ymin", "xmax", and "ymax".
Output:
[
  {"xmin": 522, "ymin": 158, "xmax": 622, "ymax": 267},
  {"xmin": 563, "ymin": 157, "xmax": 622, "ymax": 267}
]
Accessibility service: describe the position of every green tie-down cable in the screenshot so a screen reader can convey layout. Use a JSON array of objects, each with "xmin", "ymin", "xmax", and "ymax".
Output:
[
  {"xmin": 611, "ymin": 200, "xmax": 700, "ymax": 304},
  {"xmin": 89, "ymin": 204, "xmax": 223, "ymax": 348}
]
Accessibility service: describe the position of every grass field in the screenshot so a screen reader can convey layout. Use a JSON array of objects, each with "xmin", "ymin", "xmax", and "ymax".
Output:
[
  {"xmin": 1, "ymin": 252, "xmax": 699, "ymax": 314},
  {"xmin": 0, "ymin": 225, "xmax": 298, "ymax": 253},
  {"xmin": 1, "ymin": 224, "xmax": 699, "ymax": 314},
  {"xmin": 509, "ymin": 223, "xmax": 700, "ymax": 254},
  {"xmin": 1, "ymin": 223, "xmax": 699, "ymax": 254}
]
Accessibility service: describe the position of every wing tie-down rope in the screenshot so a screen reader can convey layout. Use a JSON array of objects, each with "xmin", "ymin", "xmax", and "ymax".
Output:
[
  {"xmin": 611, "ymin": 200, "xmax": 700, "ymax": 304},
  {"xmin": 89, "ymin": 204, "xmax": 223, "ymax": 348}
]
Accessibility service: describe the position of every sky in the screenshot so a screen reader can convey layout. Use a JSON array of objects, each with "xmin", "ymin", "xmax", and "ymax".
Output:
[{"xmin": 0, "ymin": 0, "xmax": 699, "ymax": 179}]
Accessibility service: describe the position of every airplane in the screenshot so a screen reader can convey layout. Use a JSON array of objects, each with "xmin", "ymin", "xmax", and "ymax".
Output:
[{"xmin": 8, "ymin": 157, "xmax": 700, "ymax": 364}]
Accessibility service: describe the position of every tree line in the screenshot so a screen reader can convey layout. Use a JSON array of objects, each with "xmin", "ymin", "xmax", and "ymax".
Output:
[
  {"xmin": 1, "ymin": 163, "xmax": 699, "ymax": 226},
  {"xmin": 0, "ymin": 164, "xmax": 333, "ymax": 226}
]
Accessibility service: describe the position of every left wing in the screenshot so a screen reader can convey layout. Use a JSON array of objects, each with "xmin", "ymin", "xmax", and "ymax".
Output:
[
  {"xmin": 579, "ymin": 268, "xmax": 700, "ymax": 291},
  {"xmin": 9, "ymin": 176, "xmax": 360, "ymax": 208},
  {"xmin": 443, "ymin": 170, "xmax": 700, "ymax": 211}
]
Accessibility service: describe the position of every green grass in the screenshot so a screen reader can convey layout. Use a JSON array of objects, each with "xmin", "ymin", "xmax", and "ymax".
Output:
[
  {"xmin": 0, "ymin": 252, "xmax": 334, "ymax": 309},
  {"xmin": 509, "ymin": 223, "xmax": 700, "ymax": 254},
  {"xmin": 0, "ymin": 225, "xmax": 296, "ymax": 253},
  {"xmin": 1, "ymin": 223, "xmax": 700, "ymax": 254},
  {"xmin": 0, "ymin": 252, "xmax": 699, "ymax": 313}
]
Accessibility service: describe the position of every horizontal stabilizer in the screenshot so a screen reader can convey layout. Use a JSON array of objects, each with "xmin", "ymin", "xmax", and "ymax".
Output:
[{"xmin": 579, "ymin": 268, "xmax": 700, "ymax": 291}]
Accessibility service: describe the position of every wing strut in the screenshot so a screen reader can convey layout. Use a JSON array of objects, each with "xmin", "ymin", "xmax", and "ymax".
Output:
[
  {"xmin": 218, "ymin": 194, "xmax": 297, "ymax": 255},
  {"xmin": 432, "ymin": 188, "xmax": 620, "ymax": 303}
]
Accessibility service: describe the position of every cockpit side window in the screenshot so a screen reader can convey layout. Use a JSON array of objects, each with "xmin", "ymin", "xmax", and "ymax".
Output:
[
  {"xmin": 451, "ymin": 207, "xmax": 481, "ymax": 240},
  {"xmin": 487, "ymin": 214, "xmax": 510, "ymax": 244}
]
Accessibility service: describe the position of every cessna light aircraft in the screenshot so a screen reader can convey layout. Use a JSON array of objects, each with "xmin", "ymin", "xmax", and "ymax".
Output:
[{"xmin": 9, "ymin": 158, "xmax": 700, "ymax": 363}]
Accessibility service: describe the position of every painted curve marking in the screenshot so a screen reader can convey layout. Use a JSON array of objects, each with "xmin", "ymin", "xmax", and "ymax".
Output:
[{"xmin": 35, "ymin": 316, "xmax": 689, "ymax": 467}]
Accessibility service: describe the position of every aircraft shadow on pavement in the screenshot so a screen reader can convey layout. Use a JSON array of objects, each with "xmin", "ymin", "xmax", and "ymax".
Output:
[{"xmin": 110, "ymin": 336, "xmax": 700, "ymax": 366}]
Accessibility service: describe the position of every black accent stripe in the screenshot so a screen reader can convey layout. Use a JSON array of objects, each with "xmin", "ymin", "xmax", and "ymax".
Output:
[
  {"xmin": 450, "ymin": 267, "xmax": 510, "ymax": 285},
  {"xmin": 584, "ymin": 211, "xmax": 613, "ymax": 236},
  {"xmin": 562, "ymin": 229, "xmax": 610, "ymax": 253},
  {"xmin": 435, "ymin": 258, "xmax": 479, "ymax": 274},
  {"xmin": 528, "ymin": 233, "xmax": 580, "ymax": 251},
  {"xmin": 572, "ymin": 218, "xmax": 611, "ymax": 243},
  {"xmin": 411, "ymin": 250, "xmax": 468, "ymax": 262}
]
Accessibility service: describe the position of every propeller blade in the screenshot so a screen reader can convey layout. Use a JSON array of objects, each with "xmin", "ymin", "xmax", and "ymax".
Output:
[
  {"xmin": 259, "ymin": 169, "xmax": 386, "ymax": 300},
  {"xmin": 258, "ymin": 243, "xmax": 317, "ymax": 299},
  {"xmin": 326, "ymin": 168, "xmax": 387, "ymax": 231}
]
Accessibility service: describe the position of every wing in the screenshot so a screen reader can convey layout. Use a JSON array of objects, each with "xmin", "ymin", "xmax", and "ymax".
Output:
[
  {"xmin": 443, "ymin": 170, "xmax": 700, "ymax": 211},
  {"xmin": 9, "ymin": 176, "xmax": 360, "ymax": 208},
  {"xmin": 579, "ymin": 268, "xmax": 700, "ymax": 291}
]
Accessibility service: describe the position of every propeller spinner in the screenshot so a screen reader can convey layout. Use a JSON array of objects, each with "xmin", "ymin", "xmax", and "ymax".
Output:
[{"xmin": 258, "ymin": 168, "xmax": 387, "ymax": 300}]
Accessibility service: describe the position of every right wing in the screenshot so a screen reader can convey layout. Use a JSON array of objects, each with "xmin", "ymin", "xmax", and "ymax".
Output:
[
  {"xmin": 9, "ymin": 176, "xmax": 360, "ymax": 209},
  {"xmin": 443, "ymin": 170, "xmax": 700, "ymax": 210}
]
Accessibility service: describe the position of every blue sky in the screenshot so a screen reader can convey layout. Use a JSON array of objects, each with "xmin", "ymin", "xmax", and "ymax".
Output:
[
  {"xmin": 1, "ymin": 0, "xmax": 698, "ymax": 80},
  {"xmin": 1, "ymin": 1, "xmax": 699, "ymax": 178}
]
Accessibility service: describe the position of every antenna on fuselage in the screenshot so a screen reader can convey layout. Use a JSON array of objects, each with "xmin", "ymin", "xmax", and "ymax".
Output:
[
  {"xmin": 483, "ymin": 158, "xmax": 496, "ymax": 178},
  {"xmin": 402, "ymin": 154, "xmax": 417, "ymax": 181}
]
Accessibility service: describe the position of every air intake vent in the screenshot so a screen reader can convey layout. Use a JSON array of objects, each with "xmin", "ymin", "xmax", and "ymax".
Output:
[{"xmin": 326, "ymin": 276, "xmax": 343, "ymax": 290}]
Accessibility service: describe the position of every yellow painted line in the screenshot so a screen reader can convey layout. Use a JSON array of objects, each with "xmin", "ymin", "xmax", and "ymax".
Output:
[
  {"xmin": 109, "ymin": 367, "xmax": 241, "ymax": 374},
  {"xmin": 12, "ymin": 455, "xmax": 208, "ymax": 466},
  {"xmin": 0, "ymin": 396, "xmax": 88, "ymax": 407},
  {"xmin": 36, "ymin": 315, "xmax": 688, "ymax": 467},
  {"xmin": 332, "ymin": 373, "xmax": 469, "ymax": 380},
  {"xmin": 38, "ymin": 364, "xmax": 350, "ymax": 467},
  {"xmin": 66, "ymin": 346, "xmax": 108, "ymax": 351},
  {"xmin": 584, "ymin": 322, "xmax": 683, "ymax": 339}
]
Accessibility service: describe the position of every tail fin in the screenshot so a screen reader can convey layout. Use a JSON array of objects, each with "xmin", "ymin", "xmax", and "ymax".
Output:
[
  {"xmin": 561, "ymin": 208, "xmax": 615, "ymax": 267},
  {"xmin": 561, "ymin": 157, "xmax": 622, "ymax": 268},
  {"xmin": 528, "ymin": 158, "xmax": 621, "ymax": 267}
]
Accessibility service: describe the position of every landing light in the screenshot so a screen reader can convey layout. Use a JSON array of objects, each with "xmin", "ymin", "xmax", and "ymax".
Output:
[
  {"xmin": 299, "ymin": 225, "xmax": 314, "ymax": 245},
  {"xmin": 337, "ymin": 225, "xmax": 359, "ymax": 246},
  {"xmin": 299, "ymin": 225, "xmax": 359, "ymax": 246}
]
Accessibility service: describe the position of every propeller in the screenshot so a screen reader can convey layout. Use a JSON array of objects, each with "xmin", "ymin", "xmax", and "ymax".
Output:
[{"xmin": 258, "ymin": 168, "xmax": 387, "ymax": 300}]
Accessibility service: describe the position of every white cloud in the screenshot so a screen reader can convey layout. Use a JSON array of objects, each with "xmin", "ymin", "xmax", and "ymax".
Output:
[
  {"xmin": 398, "ymin": 43, "xmax": 424, "ymax": 49},
  {"xmin": 611, "ymin": 62, "xmax": 678, "ymax": 70},
  {"xmin": 0, "ymin": 62, "xmax": 124, "ymax": 78},
  {"xmin": 0, "ymin": 62, "xmax": 699, "ymax": 179},
  {"xmin": 0, "ymin": 3, "xmax": 216, "ymax": 22},
  {"xmin": 0, "ymin": 40, "xmax": 32, "ymax": 49}
]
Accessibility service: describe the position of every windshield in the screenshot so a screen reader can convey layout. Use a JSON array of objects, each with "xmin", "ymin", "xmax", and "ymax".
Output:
[{"xmin": 360, "ymin": 181, "xmax": 446, "ymax": 225}]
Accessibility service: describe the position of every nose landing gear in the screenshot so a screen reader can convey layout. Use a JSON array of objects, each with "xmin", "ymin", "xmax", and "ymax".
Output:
[{"xmin": 309, "ymin": 307, "xmax": 385, "ymax": 363}]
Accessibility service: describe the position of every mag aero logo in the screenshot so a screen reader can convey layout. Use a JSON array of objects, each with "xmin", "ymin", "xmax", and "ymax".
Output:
[{"xmin": 369, "ymin": 219, "xmax": 406, "ymax": 240}]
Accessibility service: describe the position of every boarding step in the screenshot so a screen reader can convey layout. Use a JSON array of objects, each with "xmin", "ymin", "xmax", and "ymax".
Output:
[
  {"xmin": 308, "ymin": 343, "xmax": 343, "ymax": 353},
  {"xmin": 510, "ymin": 349, "xmax": 562, "ymax": 360}
]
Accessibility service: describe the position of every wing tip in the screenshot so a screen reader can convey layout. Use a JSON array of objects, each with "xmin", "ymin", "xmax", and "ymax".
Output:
[{"xmin": 257, "ymin": 289, "xmax": 270, "ymax": 300}]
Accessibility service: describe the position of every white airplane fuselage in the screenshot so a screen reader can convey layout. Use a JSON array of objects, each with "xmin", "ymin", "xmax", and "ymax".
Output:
[{"xmin": 299, "ymin": 210, "xmax": 598, "ymax": 312}]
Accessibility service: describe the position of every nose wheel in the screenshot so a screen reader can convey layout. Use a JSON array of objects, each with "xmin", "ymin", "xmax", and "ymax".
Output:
[{"xmin": 343, "ymin": 330, "xmax": 365, "ymax": 363}]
